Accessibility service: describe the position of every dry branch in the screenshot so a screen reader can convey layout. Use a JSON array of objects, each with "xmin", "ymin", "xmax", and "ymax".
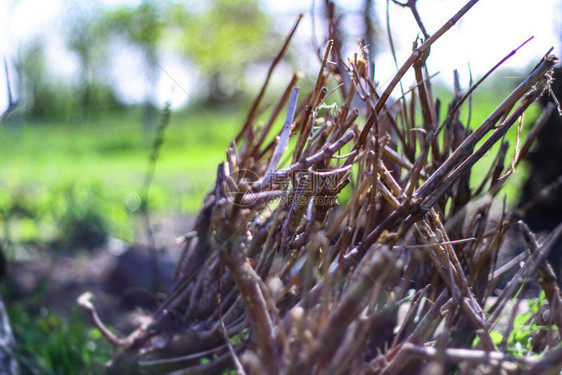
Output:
[{"xmin": 94, "ymin": 2, "xmax": 562, "ymax": 374}]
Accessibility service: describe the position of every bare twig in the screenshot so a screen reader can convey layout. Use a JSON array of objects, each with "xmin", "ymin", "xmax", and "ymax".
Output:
[
  {"xmin": 265, "ymin": 87, "xmax": 299, "ymax": 176},
  {"xmin": 404, "ymin": 343, "xmax": 533, "ymax": 368},
  {"xmin": 0, "ymin": 59, "xmax": 19, "ymax": 122},
  {"xmin": 519, "ymin": 221, "xmax": 562, "ymax": 333},
  {"xmin": 235, "ymin": 14, "xmax": 303, "ymax": 144},
  {"xmin": 77, "ymin": 292, "xmax": 125, "ymax": 347},
  {"xmin": 523, "ymin": 345, "xmax": 562, "ymax": 375},
  {"xmin": 101, "ymin": 2, "xmax": 560, "ymax": 373}
]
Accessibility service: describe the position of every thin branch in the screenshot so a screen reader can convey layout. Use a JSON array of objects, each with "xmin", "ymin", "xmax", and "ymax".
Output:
[
  {"xmin": 265, "ymin": 87, "xmax": 299, "ymax": 176},
  {"xmin": 391, "ymin": 0, "xmax": 430, "ymax": 39},
  {"xmin": 344, "ymin": 0, "xmax": 479, "ymax": 168},
  {"xmin": 519, "ymin": 221, "xmax": 562, "ymax": 333},
  {"xmin": 404, "ymin": 343, "xmax": 533, "ymax": 368},
  {"xmin": 235, "ymin": 14, "xmax": 303, "ymax": 143},
  {"xmin": 0, "ymin": 59, "xmax": 19, "ymax": 122},
  {"xmin": 523, "ymin": 345, "xmax": 562, "ymax": 375},
  {"xmin": 77, "ymin": 292, "xmax": 125, "ymax": 347}
]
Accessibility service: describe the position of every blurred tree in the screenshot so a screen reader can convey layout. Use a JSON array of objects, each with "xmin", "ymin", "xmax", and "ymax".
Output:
[
  {"xmin": 17, "ymin": 37, "xmax": 119, "ymax": 122},
  {"xmin": 18, "ymin": 0, "xmax": 275, "ymax": 119},
  {"xmin": 102, "ymin": 0, "xmax": 169, "ymax": 127},
  {"xmin": 0, "ymin": 60, "xmax": 20, "ymax": 124},
  {"xmin": 16, "ymin": 40, "xmax": 77, "ymax": 121},
  {"xmin": 65, "ymin": 1, "xmax": 120, "ymax": 119},
  {"xmin": 172, "ymin": 0, "xmax": 275, "ymax": 102},
  {"xmin": 363, "ymin": 0, "xmax": 377, "ymax": 59}
]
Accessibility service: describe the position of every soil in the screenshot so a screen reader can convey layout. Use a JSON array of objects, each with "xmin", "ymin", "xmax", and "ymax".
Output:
[{"xmin": 4, "ymin": 213, "xmax": 194, "ymax": 334}]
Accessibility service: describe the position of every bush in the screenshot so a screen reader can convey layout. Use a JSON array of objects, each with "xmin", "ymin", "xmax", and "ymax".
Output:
[
  {"xmin": 51, "ymin": 184, "xmax": 109, "ymax": 249},
  {"xmin": 8, "ymin": 303, "xmax": 111, "ymax": 375},
  {"xmin": 89, "ymin": 3, "xmax": 562, "ymax": 375}
]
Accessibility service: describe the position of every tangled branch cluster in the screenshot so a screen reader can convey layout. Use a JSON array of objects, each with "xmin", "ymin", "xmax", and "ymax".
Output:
[{"xmin": 84, "ymin": 1, "xmax": 562, "ymax": 374}]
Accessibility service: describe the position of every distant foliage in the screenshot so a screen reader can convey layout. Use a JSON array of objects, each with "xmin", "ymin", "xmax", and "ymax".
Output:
[
  {"xmin": 8, "ymin": 304, "xmax": 111, "ymax": 375},
  {"xmin": 173, "ymin": 0, "xmax": 276, "ymax": 100},
  {"xmin": 16, "ymin": 41, "xmax": 77, "ymax": 121}
]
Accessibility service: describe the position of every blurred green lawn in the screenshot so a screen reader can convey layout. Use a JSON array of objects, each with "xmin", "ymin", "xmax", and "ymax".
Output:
[
  {"xmin": 0, "ymin": 82, "xmax": 544, "ymax": 373},
  {"xmin": 0, "ymin": 84, "xmax": 541, "ymax": 246},
  {"xmin": 0, "ymin": 107, "xmax": 243, "ymax": 244},
  {"xmin": 455, "ymin": 85, "xmax": 540, "ymax": 204}
]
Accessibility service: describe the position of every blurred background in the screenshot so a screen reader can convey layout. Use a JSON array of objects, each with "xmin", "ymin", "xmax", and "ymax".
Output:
[{"xmin": 0, "ymin": 0, "xmax": 560, "ymax": 373}]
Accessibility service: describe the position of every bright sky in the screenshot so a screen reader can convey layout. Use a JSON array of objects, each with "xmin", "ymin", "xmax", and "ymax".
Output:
[
  {"xmin": 0, "ymin": 0, "xmax": 560, "ymax": 112},
  {"xmin": 266, "ymin": 0, "xmax": 561, "ymax": 87}
]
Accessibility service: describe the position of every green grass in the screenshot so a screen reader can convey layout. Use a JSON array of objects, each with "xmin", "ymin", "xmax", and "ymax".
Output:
[
  {"xmin": 8, "ymin": 303, "xmax": 112, "ymax": 375},
  {"xmin": 0, "ymin": 107, "xmax": 242, "ymax": 244},
  {"xmin": 1, "ymin": 108, "xmax": 240, "ymax": 208},
  {"xmin": 434, "ymin": 79, "xmax": 540, "ymax": 204},
  {"xmin": 0, "ymin": 75, "xmax": 544, "ymax": 373},
  {"xmin": 0, "ymin": 107, "xmax": 245, "ymax": 371},
  {"xmin": 0, "ymin": 78, "xmax": 540, "ymax": 246}
]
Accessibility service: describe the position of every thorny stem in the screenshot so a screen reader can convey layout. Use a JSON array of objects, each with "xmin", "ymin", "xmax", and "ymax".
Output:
[
  {"xmin": 235, "ymin": 14, "xmax": 303, "ymax": 144},
  {"xmin": 344, "ymin": 0, "xmax": 480, "ymax": 168},
  {"xmin": 100, "ymin": 2, "xmax": 561, "ymax": 373}
]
